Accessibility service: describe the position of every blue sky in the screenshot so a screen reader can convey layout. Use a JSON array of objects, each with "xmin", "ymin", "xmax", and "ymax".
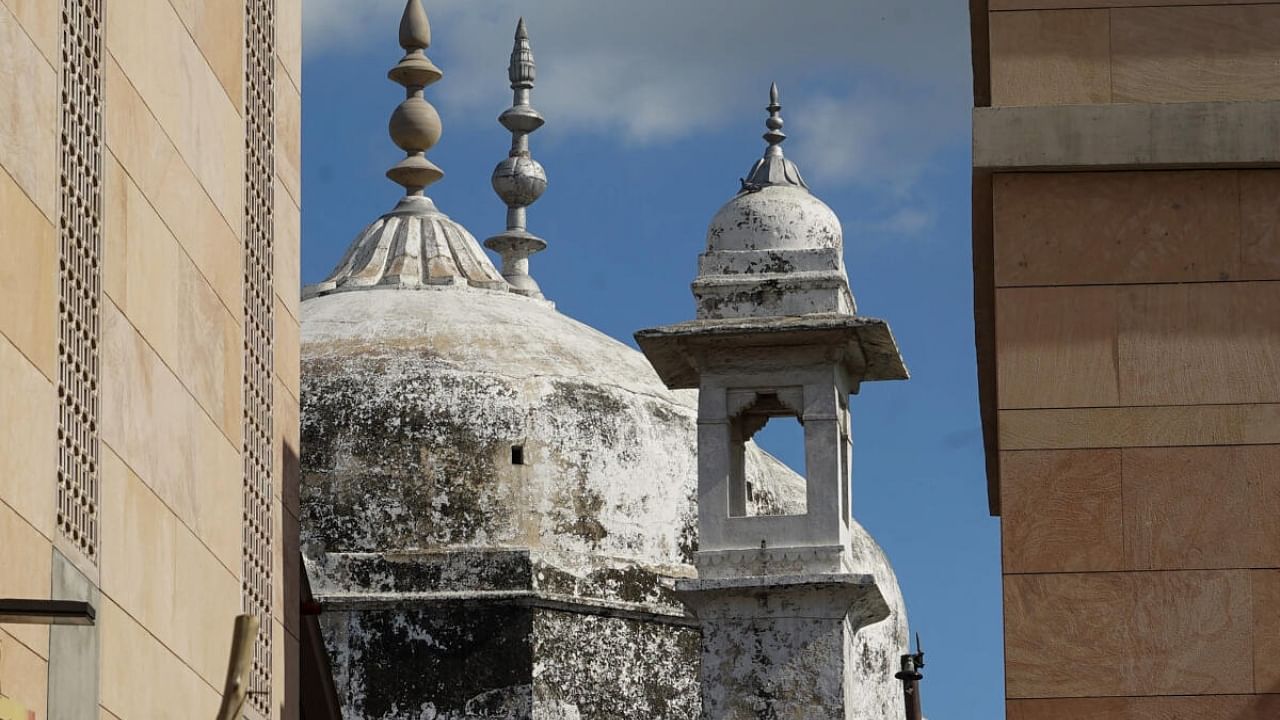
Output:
[{"xmin": 301, "ymin": 1, "xmax": 999, "ymax": 716}]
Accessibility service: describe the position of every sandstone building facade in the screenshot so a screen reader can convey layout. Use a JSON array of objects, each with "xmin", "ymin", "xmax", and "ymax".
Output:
[
  {"xmin": 971, "ymin": 1, "xmax": 1280, "ymax": 717},
  {"xmin": 0, "ymin": 0, "xmax": 302, "ymax": 717}
]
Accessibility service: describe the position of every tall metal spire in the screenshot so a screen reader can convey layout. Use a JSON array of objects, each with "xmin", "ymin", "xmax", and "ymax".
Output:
[
  {"xmin": 386, "ymin": 0, "xmax": 444, "ymax": 196},
  {"xmin": 741, "ymin": 82, "xmax": 809, "ymax": 192},
  {"xmin": 484, "ymin": 17, "xmax": 549, "ymax": 299}
]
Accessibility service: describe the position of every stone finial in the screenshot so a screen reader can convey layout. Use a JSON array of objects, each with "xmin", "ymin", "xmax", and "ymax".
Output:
[
  {"xmin": 386, "ymin": 0, "xmax": 445, "ymax": 196},
  {"xmin": 742, "ymin": 82, "xmax": 808, "ymax": 191},
  {"xmin": 484, "ymin": 17, "xmax": 549, "ymax": 299}
]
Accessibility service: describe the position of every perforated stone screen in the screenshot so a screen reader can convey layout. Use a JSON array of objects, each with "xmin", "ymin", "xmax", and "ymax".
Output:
[
  {"xmin": 56, "ymin": 0, "xmax": 104, "ymax": 564},
  {"xmin": 243, "ymin": 0, "xmax": 276, "ymax": 713}
]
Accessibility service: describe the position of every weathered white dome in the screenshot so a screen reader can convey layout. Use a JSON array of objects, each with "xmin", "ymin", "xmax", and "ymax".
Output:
[
  {"xmin": 299, "ymin": 288, "xmax": 813, "ymax": 572},
  {"xmin": 706, "ymin": 184, "xmax": 842, "ymax": 253}
]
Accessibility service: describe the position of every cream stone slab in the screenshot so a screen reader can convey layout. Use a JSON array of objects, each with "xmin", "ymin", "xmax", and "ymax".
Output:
[
  {"xmin": 117, "ymin": 175, "xmax": 242, "ymax": 444},
  {"xmin": 1240, "ymin": 171, "xmax": 1280, "ymax": 281},
  {"xmin": 1113, "ymin": 6, "xmax": 1280, "ymax": 103},
  {"xmin": 0, "ymin": 335, "xmax": 55, "ymax": 541},
  {"xmin": 167, "ymin": 0, "xmax": 245, "ymax": 111},
  {"xmin": 0, "ymin": 501, "xmax": 52, "ymax": 658},
  {"xmin": 0, "ymin": 628, "xmax": 48, "ymax": 718},
  {"xmin": 98, "ymin": 597, "xmax": 222, "ymax": 720},
  {"xmin": 276, "ymin": 296, "xmax": 300, "ymax": 402},
  {"xmin": 0, "ymin": 0, "xmax": 57, "ymax": 65},
  {"xmin": 105, "ymin": 62, "xmax": 243, "ymax": 321},
  {"xmin": 277, "ymin": 64, "xmax": 302, "ymax": 207},
  {"xmin": 1005, "ymin": 570, "xmax": 1253, "ymax": 697},
  {"xmin": 171, "ymin": 523, "xmax": 240, "ymax": 689},
  {"xmin": 989, "ymin": 9, "xmax": 1111, "ymax": 107},
  {"xmin": 993, "ymin": 171, "xmax": 1242, "ymax": 287},
  {"xmin": 0, "ymin": 3, "xmax": 56, "ymax": 220},
  {"xmin": 106, "ymin": 0, "xmax": 244, "ymax": 236},
  {"xmin": 103, "ymin": 156, "xmax": 130, "ymax": 308},
  {"xmin": 100, "ymin": 447, "xmax": 178, "ymax": 653},
  {"xmin": 276, "ymin": 0, "xmax": 301, "ymax": 93},
  {"xmin": 276, "ymin": 182, "xmax": 301, "ymax": 322},
  {"xmin": 995, "ymin": 286, "xmax": 1119, "ymax": 409},
  {"xmin": 274, "ymin": 376, "xmax": 299, "ymax": 514},
  {"xmin": 999, "ymin": 404, "xmax": 1280, "ymax": 450},
  {"xmin": 1000, "ymin": 449, "xmax": 1124, "ymax": 574},
  {"xmin": 1117, "ymin": 282, "xmax": 1280, "ymax": 406},
  {"xmin": 1122, "ymin": 446, "xmax": 1280, "ymax": 571},
  {"xmin": 100, "ymin": 301, "xmax": 242, "ymax": 573},
  {"xmin": 0, "ymin": 167, "xmax": 55, "ymax": 379}
]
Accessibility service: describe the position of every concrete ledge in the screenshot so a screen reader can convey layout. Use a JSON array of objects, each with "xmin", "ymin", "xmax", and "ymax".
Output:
[{"xmin": 975, "ymin": 101, "xmax": 1280, "ymax": 170}]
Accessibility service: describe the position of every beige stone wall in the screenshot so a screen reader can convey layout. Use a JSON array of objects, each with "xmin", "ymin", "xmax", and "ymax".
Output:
[
  {"xmin": 977, "ymin": 1, "xmax": 1280, "ymax": 717},
  {"xmin": 0, "ymin": 0, "xmax": 300, "ymax": 716}
]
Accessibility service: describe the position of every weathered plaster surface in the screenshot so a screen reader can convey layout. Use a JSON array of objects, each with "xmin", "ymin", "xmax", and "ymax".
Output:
[{"xmin": 300, "ymin": 287, "xmax": 906, "ymax": 718}]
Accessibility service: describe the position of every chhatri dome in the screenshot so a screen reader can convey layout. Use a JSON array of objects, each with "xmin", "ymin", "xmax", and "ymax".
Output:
[{"xmin": 299, "ymin": 2, "xmax": 908, "ymax": 718}]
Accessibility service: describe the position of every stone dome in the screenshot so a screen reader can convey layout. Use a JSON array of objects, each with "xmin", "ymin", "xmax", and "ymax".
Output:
[{"xmin": 706, "ymin": 184, "xmax": 842, "ymax": 253}]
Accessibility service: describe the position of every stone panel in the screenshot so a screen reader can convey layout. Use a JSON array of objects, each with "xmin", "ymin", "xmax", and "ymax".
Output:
[
  {"xmin": 0, "ymin": 628, "xmax": 47, "ymax": 718},
  {"xmin": 0, "ymin": 167, "xmax": 56, "ymax": 378},
  {"xmin": 0, "ymin": 0, "xmax": 57, "ymax": 64},
  {"xmin": 1124, "ymin": 446, "xmax": 1280, "ymax": 571},
  {"xmin": 993, "ymin": 171, "xmax": 1241, "ymax": 287},
  {"xmin": 171, "ymin": 524, "xmax": 241, "ymax": 689},
  {"xmin": 100, "ymin": 447, "xmax": 177, "ymax": 648},
  {"xmin": 276, "ymin": 297, "xmax": 300, "ymax": 402},
  {"xmin": 105, "ymin": 0, "xmax": 244, "ymax": 237},
  {"xmin": 276, "ymin": 183, "xmax": 301, "ymax": 322},
  {"xmin": 1113, "ymin": 6, "xmax": 1280, "ymax": 103},
  {"xmin": 100, "ymin": 301, "xmax": 242, "ymax": 573},
  {"xmin": 989, "ymin": 9, "xmax": 1110, "ymax": 106},
  {"xmin": 1008, "ymin": 695, "xmax": 1280, "ymax": 720},
  {"xmin": 995, "ymin": 286, "xmax": 1118, "ymax": 409},
  {"xmin": 1000, "ymin": 404, "xmax": 1280, "ymax": 450},
  {"xmin": 0, "ymin": 335, "xmax": 56, "ymax": 541},
  {"xmin": 277, "ymin": 66, "xmax": 301, "ymax": 208},
  {"xmin": 105, "ymin": 61, "xmax": 242, "ymax": 320},
  {"xmin": 0, "ymin": 500, "xmax": 52, "ymax": 658},
  {"xmin": 1000, "ymin": 450, "xmax": 1123, "ymax": 574},
  {"xmin": 113, "ymin": 172, "xmax": 243, "ymax": 443},
  {"xmin": 0, "ymin": 2, "xmax": 56, "ymax": 219},
  {"xmin": 1240, "ymin": 171, "xmax": 1280, "ymax": 281},
  {"xmin": 167, "ymin": 0, "xmax": 245, "ymax": 111},
  {"xmin": 1254, "ymin": 570, "xmax": 1280, "ymax": 693},
  {"xmin": 1005, "ymin": 570, "xmax": 1253, "ymax": 698},
  {"xmin": 275, "ymin": 376, "xmax": 300, "ymax": 514},
  {"xmin": 98, "ymin": 598, "xmax": 221, "ymax": 720},
  {"xmin": 276, "ymin": 0, "xmax": 301, "ymax": 91},
  {"xmin": 1118, "ymin": 282, "xmax": 1280, "ymax": 406},
  {"xmin": 47, "ymin": 551, "xmax": 100, "ymax": 719}
]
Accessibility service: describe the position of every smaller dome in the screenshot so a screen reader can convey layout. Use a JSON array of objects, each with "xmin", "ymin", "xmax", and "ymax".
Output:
[
  {"xmin": 307, "ymin": 195, "xmax": 507, "ymax": 296},
  {"xmin": 706, "ymin": 184, "xmax": 842, "ymax": 253}
]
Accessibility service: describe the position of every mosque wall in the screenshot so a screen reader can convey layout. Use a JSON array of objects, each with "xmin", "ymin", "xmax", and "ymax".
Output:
[
  {"xmin": 0, "ymin": 0, "xmax": 301, "ymax": 716},
  {"xmin": 973, "ymin": 1, "xmax": 1280, "ymax": 717}
]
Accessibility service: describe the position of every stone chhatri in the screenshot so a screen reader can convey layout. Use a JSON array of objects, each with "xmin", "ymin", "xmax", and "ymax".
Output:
[
  {"xmin": 637, "ymin": 82, "xmax": 911, "ymax": 720},
  {"xmin": 306, "ymin": 0, "xmax": 507, "ymax": 296},
  {"xmin": 485, "ymin": 18, "xmax": 550, "ymax": 299}
]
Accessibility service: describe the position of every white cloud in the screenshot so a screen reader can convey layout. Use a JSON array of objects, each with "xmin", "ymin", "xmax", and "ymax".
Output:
[{"xmin": 303, "ymin": 0, "xmax": 970, "ymax": 195}]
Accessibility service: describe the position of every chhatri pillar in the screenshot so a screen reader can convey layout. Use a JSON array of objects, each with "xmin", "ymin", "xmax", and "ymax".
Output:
[{"xmin": 636, "ymin": 84, "xmax": 909, "ymax": 720}]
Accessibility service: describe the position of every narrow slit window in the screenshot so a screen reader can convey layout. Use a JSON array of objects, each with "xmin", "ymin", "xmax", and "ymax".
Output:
[{"xmin": 511, "ymin": 445, "xmax": 525, "ymax": 465}]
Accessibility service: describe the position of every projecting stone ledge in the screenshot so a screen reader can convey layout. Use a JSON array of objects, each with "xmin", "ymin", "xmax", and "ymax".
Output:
[
  {"xmin": 635, "ymin": 313, "xmax": 908, "ymax": 390},
  {"xmin": 974, "ymin": 100, "xmax": 1280, "ymax": 171}
]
